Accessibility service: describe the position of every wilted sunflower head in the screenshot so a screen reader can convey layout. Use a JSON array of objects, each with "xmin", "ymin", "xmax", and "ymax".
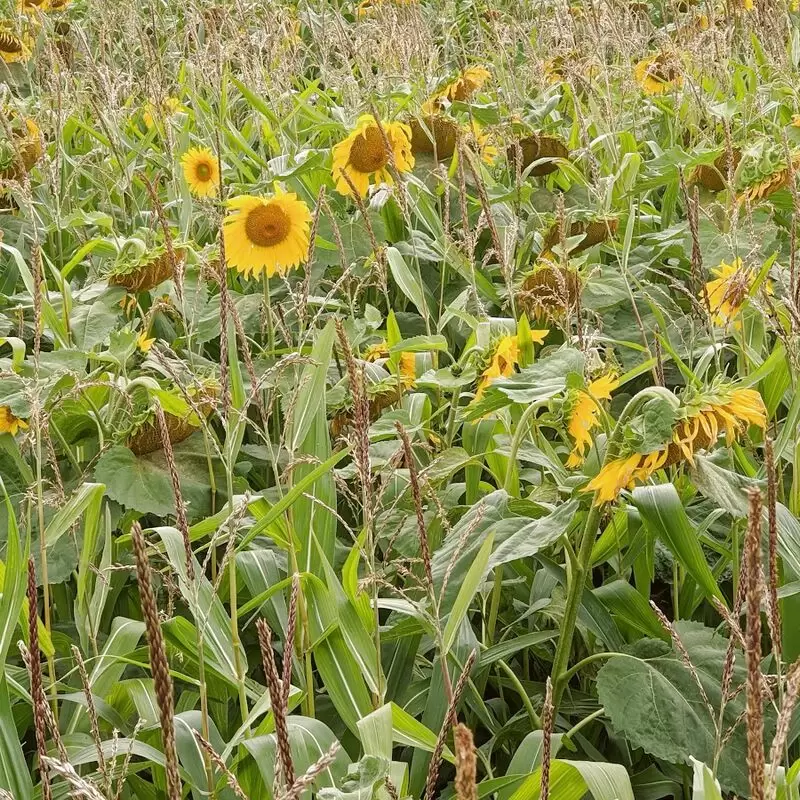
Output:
[
  {"xmin": 634, "ymin": 54, "xmax": 683, "ymax": 95},
  {"xmin": 223, "ymin": 190, "xmax": 312, "ymax": 279},
  {"xmin": 332, "ymin": 115, "xmax": 414, "ymax": 197},
  {"xmin": 516, "ymin": 255, "xmax": 581, "ymax": 320},
  {"xmin": 180, "ymin": 146, "xmax": 220, "ymax": 198},
  {"xmin": 108, "ymin": 246, "xmax": 185, "ymax": 293},
  {"xmin": 507, "ymin": 133, "xmax": 570, "ymax": 177},
  {"xmin": 17, "ymin": 0, "xmax": 47, "ymax": 14},
  {"xmin": 0, "ymin": 24, "xmax": 32, "ymax": 64}
]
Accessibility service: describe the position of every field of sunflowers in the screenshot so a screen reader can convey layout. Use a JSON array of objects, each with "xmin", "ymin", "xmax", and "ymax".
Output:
[{"xmin": 3, "ymin": 0, "xmax": 800, "ymax": 799}]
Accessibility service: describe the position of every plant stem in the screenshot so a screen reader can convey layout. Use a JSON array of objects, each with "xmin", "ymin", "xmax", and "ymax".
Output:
[
  {"xmin": 549, "ymin": 387, "xmax": 678, "ymax": 714},
  {"xmin": 496, "ymin": 659, "xmax": 541, "ymax": 728}
]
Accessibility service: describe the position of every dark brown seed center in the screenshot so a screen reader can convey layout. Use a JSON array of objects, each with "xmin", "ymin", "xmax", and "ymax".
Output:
[
  {"xmin": 348, "ymin": 126, "xmax": 388, "ymax": 172},
  {"xmin": 244, "ymin": 203, "xmax": 290, "ymax": 247}
]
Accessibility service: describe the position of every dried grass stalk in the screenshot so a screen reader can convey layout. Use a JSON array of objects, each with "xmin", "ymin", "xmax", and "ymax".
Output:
[
  {"xmin": 130, "ymin": 522, "xmax": 182, "ymax": 800},
  {"xmin": 256, "ymin": 619, "xmax": 295, "ymax": 788},
  {"xmin": 453, "ymin": 723, "xmax": 477, "ymax": 800},
  {"xmin": 745, "ymin": 489, "xmax": 766, "ymax": 800}
]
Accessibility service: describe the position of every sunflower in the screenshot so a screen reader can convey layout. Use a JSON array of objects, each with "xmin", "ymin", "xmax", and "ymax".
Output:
[
  {"xmin": 566, "ymin": 374, "xmax": 618, "ymax": 468},
  {"xmin": 423, "ymin": 66, "xmax": 492, "ymax": 113},
  {"xmin": 0, "ymin": 406, "xmax": 28, "ymax": 436},
  {"xmin": 17, "ymin": 0, "xmax": 47, "ymax": 13},
  {"xmin": 516, "ymin": 255, "xmax": 581, "ymax": 320},
  {"xmin": 108, "ymin": 248, "xmax": 184, "ymax": 293},
  {"xmin": 705, "ymin": 258, "xmax": 756, "ymax": 325},
  {"xmin": 689, "ymin": 149, "xmax": 741, "ymax": 193},
  {"xmin": 0, "ymin": 25, "xmax": 31, "ymax": 64},
  {"xmin": 332, "ymin": 115, "xmax": 414, "ymax": 197},
  {"xmin": 137, "ymin": 331, "xmax": 155, "ymax": 353},
  {"xmin": 585, "ymin": 386, "xmax": 766, "ymax": 504},
  {"xmin": 143, "ymin": 96, "xmax": 182, "ymax": 130},
  {"xmin": 181, "ymin": 146, "xmax": 220, "ymax": 198},
  {"xmin": 541, "ymin": 217, "xmax": 619, "ymax": 255},
  {"xmin": 507, "ymin": 134, "xmax": 570, "ymax": 177},
  {"xmin": 634, "ymin": 54, "xmax": 683, "ymax": 95},
  {"xmin": 223, "ymin": 190, "xmax": 312, "ymax": 279},
  {"xmin": 737, "ymin": 152, "xmax": 800, "ymax": 204},
  {"xmin": 467, "ymin": 121, "xmax": 498, "ymax": 165},
  {"xmin": 410, "ymin": 115, "xmax": 496, "ymax": 164},
  {"xmin": 474, "ymin": 331, "xmax": 548, "ymax": 400},
  {"xmin": 363, "ymin": 341, "xmax": 416, "ymax": 389}
]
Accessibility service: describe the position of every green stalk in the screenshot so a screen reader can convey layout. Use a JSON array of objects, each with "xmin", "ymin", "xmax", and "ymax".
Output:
[
  {"xmin": 549, "ymin": 387, "xmax": 678, "ymax": 713},
  {"xmin": 487, "ymin": 402, "xmax": 546, "ymax": 645}
]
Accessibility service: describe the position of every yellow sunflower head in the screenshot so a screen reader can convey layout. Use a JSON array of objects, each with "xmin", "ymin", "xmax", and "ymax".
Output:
[
  {"xmin": 634, "ymin": 54, "xmax": 683, "ymax": 95},
  {"xmin": 704, "ymin": 258, "xmax": 757, "ymax": 325},
  {"xmin": 332, "ymin": 115, "xmax": 414, "ymax": 197},
  {"xmin": 44, "ymin": 0, "xmax": 71, "ymax": 9},
  {"xmin": 143, "ymin": 96, "xmax": 182, "ymax": 130},
  {"xmin": 586, "ymin": 453, "xmax": 643, "ymax": 504},
  {"xmin": 565, "ymin": 373, "xmax": 618, "ymax": 468},
  {"xmin": 181, "ymin": 146, "xmax": 220, "ymax": 198},
  {"xmin": 137, "ymin": 331, "xmax": 155, "ymax": 353},
  {"xmin": 399, "ymin": 352, "xmax": 416, "ymax": 389},
  {"xmin": 422, "ymin": 66, "xmax": 492, "ymax": 114},
  {"xmin": 363, "ymin": 341, "xmax": 390, "ymax": 361},
  {"xmin": 0, "ymin": 406, "xmax": 28, "ymax": 436},
  {"xmin": 466, "ymin": 121, "xmax": 498, "ymax": 166},
  {"xmin": 223, "ymin": 190, "xmax": 312, "ymax": 279},
  {"xmin": 0, "ymin": 25, "xmax": 32, "ymax": 64}
]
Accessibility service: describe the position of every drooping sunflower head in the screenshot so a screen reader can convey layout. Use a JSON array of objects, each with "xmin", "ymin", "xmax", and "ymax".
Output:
[
  {"xmin": 422, "ymin": 66, "xmax": 492, "ymax": 114},
  {"xmin": 409, "ymin": 115, "xmax": 495, "ymax": 165},
  {"xmin": 689, "ymin": 148, "xmax": 742, "ymax": 193},
  {"xmin": 507, "ymin": 133, "xmax": 570, "ymax": 177},
  {"xmin": 475, "ymin": 335, "xmax": 520, "ymax": 400},
  {"xmin": 0, "ymin": 406, "xmax": 28, "ymax": 436},
  {"xmin": 332, "ymin": 115, "xmax": 414, "ymax": 197},
  {"xmin": 181, "ymin": 146, "xmax": 220, "ymax": 198},
  {"xmin": 0, "ymin": 24, "xmax": 32, "ymax": 64},
  {"xmin": 585, "ymin": 384, "xmax": 767, "ymax": 505},
  {"xmin": 107, "ymin": 245, "xmax": 185, "ymax": 293},
  {"xmin": 516, "ymin": 254, "xmax": 582, "ymax": 321},
  {"xmin": 223, "ymin": 190, "xmax": 312, "ymax": 279},
  {"xmin": 634, "ymin": 54, "xmax": 683, "ymax": 95},
  {"xmin": 45, "ymin": 0, "xmax": 72, "ymax": 10}
]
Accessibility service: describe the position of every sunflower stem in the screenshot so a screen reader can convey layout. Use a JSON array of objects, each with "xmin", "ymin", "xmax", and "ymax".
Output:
[{"xmin": 549, "ymin": 387, "xmax": 678, "ymax": 714}]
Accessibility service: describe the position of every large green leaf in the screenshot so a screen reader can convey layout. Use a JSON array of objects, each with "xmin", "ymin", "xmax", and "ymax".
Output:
[
  {"xmin": 242, "ymin": 717, "xmax": 350, "ymax": 800},
  {"xmin": 596, "ymin": 621, "xmax": 774, "ymax": 796},
  {"xmin": 631, "ymin": 485, "xmax": 724, "ymax": 604},
  {"xmin": 508, "ymin": 759, "xmax": 634, "ymax": 800},
  {"xmin": 0, "ymin": 674, "xmax": 32, "ymax": 800}
]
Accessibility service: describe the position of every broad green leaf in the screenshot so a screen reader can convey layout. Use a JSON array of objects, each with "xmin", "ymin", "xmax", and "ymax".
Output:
[
  {"xmin": 0, "ymin": 674, "xmax": 32, "ymax": 800},
  {"xmin": 442, "ymin": 532, "xmax": 494, "ymax": 654},
  {"xmin": 386, "ymin": 246, "xmax": 427, "ymax": 316},
  {"xmin": 287, "ymin": 319, "xmax": 335, "ymax": 453},
  {"xmin": 631, "ymin": 485, "xmax": 724, "ymax": 605},
  {"xmin": 596, "ymin": 622, "xmax": 774, "ymax": 796}
]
